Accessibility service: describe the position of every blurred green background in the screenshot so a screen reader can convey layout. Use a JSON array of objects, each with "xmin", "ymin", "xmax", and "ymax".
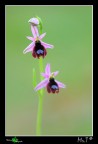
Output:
[{"xmin": 6, "ymin": 6, "xmax": 92, "ymax": 136}]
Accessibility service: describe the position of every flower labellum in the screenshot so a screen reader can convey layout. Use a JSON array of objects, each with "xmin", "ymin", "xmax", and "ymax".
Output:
[
  {"xmin": 35, "ymin": 64, "xmax": 66, "ymax": 94},
  {"xmin": 33, "ymin": 40, "xmax": 47, "ymax": 58},
  {"xmin": 47, "ymin": 77, "xmax": 59, "ymax": 93},
  {"xmin": 23, "ymin": 25, "xmax": 54, "ymax": 59}
]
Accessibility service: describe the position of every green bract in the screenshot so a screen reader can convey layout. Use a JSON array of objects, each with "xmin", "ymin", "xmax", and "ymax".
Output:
[{"xmin": 36, "ymin": 16, "xmax": 43, "ymax": 34}]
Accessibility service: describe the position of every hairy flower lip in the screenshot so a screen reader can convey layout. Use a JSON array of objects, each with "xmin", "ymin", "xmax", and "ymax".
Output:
[
  {"xmin": 47, "ymin": 80, "xmax": 59, "ymax": 94},
  {"xmin": 34, "ymin": 64, "xmax": 66, "ymax": 93},
  {"xmin": 32, "ymin": 41, "xmax": 47, "ymax": 59}
]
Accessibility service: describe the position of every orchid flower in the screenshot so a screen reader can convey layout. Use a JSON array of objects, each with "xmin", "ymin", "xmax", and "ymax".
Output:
[
  {"xmin": 23, "ymin": 25, "xmax": 54, "ymax": 58},
  {"xmin": 35, "ymin": 64, "xmax": 66, "ymax": 93}
]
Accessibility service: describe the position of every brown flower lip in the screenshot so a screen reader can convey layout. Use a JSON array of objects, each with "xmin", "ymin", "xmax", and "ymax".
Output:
[
  {"xmin": 47, "ymin": 77, "xmax": 59, "ymax": 94},
  {"xmin": 32, "ymin": 40, "xmax": 47, "ymax": 59}
]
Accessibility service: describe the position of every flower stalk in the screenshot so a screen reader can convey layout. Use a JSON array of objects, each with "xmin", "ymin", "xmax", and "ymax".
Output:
[{"xmin": 36, "ymin": 57, "xmax": 44, "ymax": 135}]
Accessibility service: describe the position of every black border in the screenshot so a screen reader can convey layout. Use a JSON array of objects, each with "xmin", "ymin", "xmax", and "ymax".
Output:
[
  {"xmin": 1, "ymin": 1, "xmax": 94, "ymax": 144},
  {"xmin": 0, "ymin": 1, "xmax": 5, "ymax": 143},
  {"xmin": 5, "ymin": 136, "xmax": 94, "ymax": 143},
  {"xmin": 0, "ymin": 0, "xmax": 95, "ymax": 5}
]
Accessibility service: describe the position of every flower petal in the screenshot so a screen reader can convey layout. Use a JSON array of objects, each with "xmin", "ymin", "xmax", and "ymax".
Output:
[
  {"xmin": 41, "ymin": 41, "xmax": 54, "ymax": 49},
  {"xmin": 53, "ymin": 71, "xmax": 59, "ymax": 77},
  {"xmin": 34, "ymin": 78, "xmax": 49, "ymax": 91},
  {"xmin": 31, "ymin": 25, "xmax": 39, "ymax": 38},
  {"xmin": 41, "ymin": 73, "xmax": 49, "ymax": 78},
  {"xmin": 55, "ymin": 80, "xmax": 66, "ymax": 88},
  {"xmin": 27, "ymin": 36, "xmax": 34, "ymax": 41},
  {"xmin": 45, "ymin": 64, "xmax": 51, "ymax": 76},
  {"xmin": 39, "ymin": 32, "xmax": 46, "ymax": 40},
  {"xmin": 23, "ymin": 42, "xmax": 34, "ymax": 54},
  {"xmin": 23, "ymin": 47, "xmax": 33, "ymax": 54}
]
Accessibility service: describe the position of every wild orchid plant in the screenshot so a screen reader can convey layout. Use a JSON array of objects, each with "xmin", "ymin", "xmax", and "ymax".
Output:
[{"xmin": 23, "ymin": 17, "xmax": 66, "ymax": 135}]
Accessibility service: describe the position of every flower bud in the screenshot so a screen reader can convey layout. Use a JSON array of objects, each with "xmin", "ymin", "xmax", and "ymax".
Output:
[{"xmin": 28, "ymin": 18, "xmax": 39, "ymax": 26}]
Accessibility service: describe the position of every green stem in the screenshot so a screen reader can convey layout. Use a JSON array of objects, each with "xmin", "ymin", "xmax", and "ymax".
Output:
[
  {"xmin": 32, "ymin": 68, "xmax": 37, "ymax": 87},
  {"xmin": 36, "ymin": 57, "xmax": 44, "ymax": 135}
]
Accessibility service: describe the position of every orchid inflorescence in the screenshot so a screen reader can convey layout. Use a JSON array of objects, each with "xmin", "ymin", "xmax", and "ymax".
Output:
[{"xmin": 23, "ymin": 17, "xmax": 66, "ymax": 94}]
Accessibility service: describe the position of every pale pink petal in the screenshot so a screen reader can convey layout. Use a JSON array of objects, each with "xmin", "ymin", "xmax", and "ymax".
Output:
[
  {"xmin": 23, "ymin": 42, "xmax": 35, "ymax": 54},
  {"xmin": 31, "ymin": 25, "xmax": 39, "ymax": 38},
  {"xmin": 45, "ymin": 64, "xmax": 51, "ymax": 76},
  {"xmin": 23, "ymin": 47, "xmax": 33, "ymax": 54},
  {"xmin": 41, "ymin": 73, "xmax": 49, "ymax": 78},
  {"xmin": 55, "ymin": 80, "xmax": 66, "ymax": 88},
  {"xmin": 41, "ymin": 41, "xmax": 54, "ymax": 49},
  {"xmin": 34, "ymin": 26, "xmax": 39, "ymax": 37},
  {"xmin": 39, "ymin": 33, "xmax": 46, "ymax": 40},
  {"xmin": 27, "ymin": 36, "xmax": 34, "ymax": 41},
  {"xmin": 34, "ymin": 78, "xmax": 49, "ymax": 91},
  {"xmin": 53, "ymin": 71, "xmax": 59, "ymax": 77}
]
